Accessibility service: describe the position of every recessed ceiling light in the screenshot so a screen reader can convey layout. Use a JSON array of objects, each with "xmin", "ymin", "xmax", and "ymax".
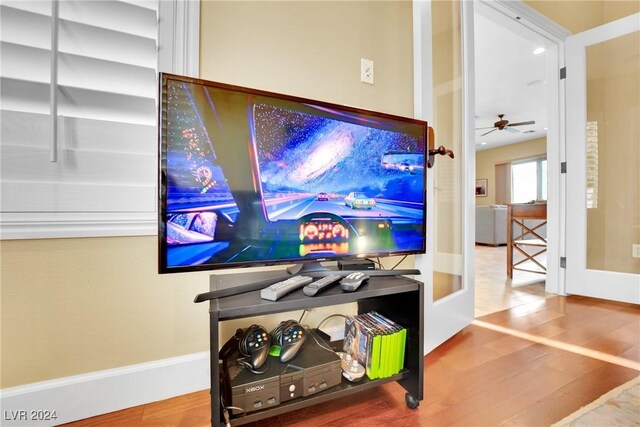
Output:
[
  {"xmin": 544, "ymin": 127, "xmax": 548, "ymax": 130},
  {"xmin": 533, "ymin": 47, "xmax": 546, "ymax": 55},
  {"xmin": 480, "ymin": 142, "xmax": 487, "ymax": 146}
]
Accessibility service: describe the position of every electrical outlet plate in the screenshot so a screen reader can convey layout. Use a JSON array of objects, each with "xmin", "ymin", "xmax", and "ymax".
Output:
[
  {"xmin": 361, "ymin": 58, "xmax": 374, "ymax": 84},
  {"xmin": 632, "ymin": 244, "xmax": 640, "ymax": 258}
]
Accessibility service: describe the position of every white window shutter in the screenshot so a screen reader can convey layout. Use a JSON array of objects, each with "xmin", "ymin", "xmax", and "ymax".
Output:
[{"xmin": 0, "ymin": 0, "xmax": 199, "ymax": 239}]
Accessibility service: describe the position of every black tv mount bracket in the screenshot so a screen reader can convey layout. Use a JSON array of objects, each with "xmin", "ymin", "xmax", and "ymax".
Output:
[{"xmin": 426, "ymin": 127, "xmax": 454, "ymax": 168}]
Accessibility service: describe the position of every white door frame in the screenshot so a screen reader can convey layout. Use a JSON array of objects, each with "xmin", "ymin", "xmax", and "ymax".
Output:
[
  {"xmin": 477, "ymin": 0, "xmax": 570, "ymax": 297},
  {"xmin": 565, "ymin": 13, "xmax": 640, "ymax": 304},
  {"xmin": 414, "ymin": 0, "xmax": 476, "ymax": 355},
  {"xmin": 414, "ymin": 0, "xmax": 571, "ymax": 354}
]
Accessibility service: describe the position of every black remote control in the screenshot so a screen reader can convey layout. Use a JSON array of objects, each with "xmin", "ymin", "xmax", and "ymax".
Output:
[{"xmin": 303, "ymin": 274, "xmax": 343, "ymax": 296}]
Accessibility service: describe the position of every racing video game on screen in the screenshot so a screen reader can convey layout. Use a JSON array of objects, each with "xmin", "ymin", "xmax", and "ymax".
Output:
[{"xmin": 162, "ymin": 80, "xmax": 426, "ymax": 269}]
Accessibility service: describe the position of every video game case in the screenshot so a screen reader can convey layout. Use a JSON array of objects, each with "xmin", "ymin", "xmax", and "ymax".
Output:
[
  {"xmin": 343, "ymin": 316, "xmax": 371, "ymax": 373},
  {"xmin": 359, "ymin": 312, "xmax": 399, "ymax": 379},
  {"xmin": 345, "ymin": 314, "xmax": 382, "ymax": 380},
  {"xmin": 344, "ymin": 311, "xmax": 408, "ymax": 380},
  {"xmin": 378, "ymin": 312, "xmax": 407, "ymax": 375},
  {"xmin": 353, "ymin": 314, "xmax": 384, "ymax": 379},
  {"xmin": 362, "ymin": 313, "xmax": 389, "ymax": 379},
  {"xmin": 359, "ymin": 312, "xmax": 394, "ymax": 378},
  {"xmin": 365, "ymin": 311, "xmax": 407, "ymax": 377},
  {"xmin": 370, "ymin": 311, "xmax": 407, "ymax": 374}
]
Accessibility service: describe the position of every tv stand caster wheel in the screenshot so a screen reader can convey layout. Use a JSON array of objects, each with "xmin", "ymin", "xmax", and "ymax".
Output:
[{"xmin": 405, "ymin": 393, "xmax": 419, "ymax": 409}]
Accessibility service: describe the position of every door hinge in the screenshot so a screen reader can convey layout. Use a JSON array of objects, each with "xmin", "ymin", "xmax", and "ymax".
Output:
[
  {"xmin": 561, "ymin": 162, "xmax": 567, "ymax": 173},
  {"xmin": 560, "ymin": 67, "xmax": 567, "ymax": 79},
  {"xmin": 560, "ymin": 257, "xmax": 566, "ymax": 268}
]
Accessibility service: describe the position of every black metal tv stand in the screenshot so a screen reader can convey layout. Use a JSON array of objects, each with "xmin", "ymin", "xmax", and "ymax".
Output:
[{"xmin": 201, "ymin": 271, "xmax": 424, "ymax": 426}]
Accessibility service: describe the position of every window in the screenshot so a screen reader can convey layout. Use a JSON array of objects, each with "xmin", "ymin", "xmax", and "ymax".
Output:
[
  {"xmin": 586, "ymin": 121, "xmax": 598, "ymax": 208},
  {"xmin": 0, "ymin": 0, "xmax": 199, "ymax": 239},
  {"xmin": 511, "ymin": 158, "xmax": 547, "ymax": 203}
]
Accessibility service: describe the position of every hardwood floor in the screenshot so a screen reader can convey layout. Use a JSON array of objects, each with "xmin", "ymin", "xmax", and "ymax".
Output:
[
  {"xmin": 435, "ymin": 244, "xmax": 548, "ymax": 311},
  {"xmin": 475, "ymin": 244, "xmax": 550, "ymax": 317},
  {"xmin": 64, "ymin": 295, "xmax": 639, "ymax": 427}
]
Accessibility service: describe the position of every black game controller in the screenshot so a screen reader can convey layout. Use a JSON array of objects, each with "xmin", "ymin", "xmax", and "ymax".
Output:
[
  {"xmin": 238, "ymin": 325, "xmax": 271, "ymax": 370},
  {"xmin": 271, "ymin": 320, "xmax": 307, "ymax": 363}
]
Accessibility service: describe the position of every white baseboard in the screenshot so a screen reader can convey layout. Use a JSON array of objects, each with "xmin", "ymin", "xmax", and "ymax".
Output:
[{"xmin": 0, "ymin": 352, "xmax": 210, "ymax": 426}]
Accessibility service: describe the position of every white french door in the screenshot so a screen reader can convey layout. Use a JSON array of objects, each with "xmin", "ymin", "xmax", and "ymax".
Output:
[
  {"xmin": 565, "ymin": 13, "xmax": 640, "ymax": 304},
  {"xmin": 413, "ymin": 0, "xmax": 475, "ymax": 354}
]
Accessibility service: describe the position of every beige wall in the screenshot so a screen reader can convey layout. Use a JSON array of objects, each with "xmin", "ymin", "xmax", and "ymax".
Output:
[
  {"xmin": 525, "ymin": 0, "xmax": 639, "ymax": 34},
  {"xmin": 1, "ymin": 1, "xmax": 415, "ymax": 388},
  {"xmin": 0, "ymin": 237, "xmax": 210, "ymax": 387},
  {"xmin": 200, "ymin": 1, "xmax": 414, "ymax": 118},
  {"xmin": 475, "ymin": 138, "xmax": 547, "ymax": 206}
]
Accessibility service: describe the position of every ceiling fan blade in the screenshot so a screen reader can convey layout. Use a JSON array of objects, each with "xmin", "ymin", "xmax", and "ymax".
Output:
[
  {"xmin": 481, "ymin": 129, "xmax": 497, "ymax": 137},
  {"xmin": 475, "ymin": 126, "xmax": 495, "ymax": 130},
  {"xmin": 505, "ymin": 127, "xmax": 520, "ymax": 133},
  {"xmin": 507, "ymin": 120, "xmax": 535, "ymax": 127}
]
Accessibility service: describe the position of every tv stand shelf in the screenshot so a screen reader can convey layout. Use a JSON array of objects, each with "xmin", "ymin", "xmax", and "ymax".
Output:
[
  {"xmin": 205, "ymin": 275, "xmax": 424, "ymax": 426},
  {"xmin": 231, "ymin": 370, "xmax": 409, "ymax": 426}
]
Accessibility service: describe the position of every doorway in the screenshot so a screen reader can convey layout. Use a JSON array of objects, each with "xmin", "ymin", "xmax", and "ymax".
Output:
[{"xmin": 472, "ymin": 1, "xmax": 565, "ymax": 317}]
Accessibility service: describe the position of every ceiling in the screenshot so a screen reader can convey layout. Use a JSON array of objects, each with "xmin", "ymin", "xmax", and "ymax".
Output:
[{"xmin": 474, "ymin": 11, "xmax": 549, "ymax": 151}]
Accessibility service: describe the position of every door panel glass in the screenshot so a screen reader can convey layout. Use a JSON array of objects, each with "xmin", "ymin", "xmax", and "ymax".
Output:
[
  {"xmin": 432, "ymin": 0, "xmax": 463, "ymax": 300},
  {"xmin": 586, "ymin": 30, "xmax": 640, "ymax": 274}
]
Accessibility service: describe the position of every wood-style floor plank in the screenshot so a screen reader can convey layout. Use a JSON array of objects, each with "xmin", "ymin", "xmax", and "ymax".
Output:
[{"xmin": 63, "ymin": 295, "xmax": 639, "ymax": 427}]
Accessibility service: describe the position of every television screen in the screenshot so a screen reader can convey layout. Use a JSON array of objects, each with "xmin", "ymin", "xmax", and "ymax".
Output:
[{"xmin": 159, "ymin": 74, "xmax": 427, "ymax": 273}]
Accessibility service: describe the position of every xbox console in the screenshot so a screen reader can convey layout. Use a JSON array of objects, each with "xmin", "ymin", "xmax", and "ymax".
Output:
[{"xmin": 221, "ymin": 330, "xmax": 342, "ymax": 415}]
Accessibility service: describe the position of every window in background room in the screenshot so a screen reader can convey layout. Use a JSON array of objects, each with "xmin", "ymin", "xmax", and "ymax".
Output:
[{"xmin": 511, "ymin": 158, "xmax": 547, "ymax": 203}]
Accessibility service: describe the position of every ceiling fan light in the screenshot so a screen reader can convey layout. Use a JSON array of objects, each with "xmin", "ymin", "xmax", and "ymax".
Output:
[{"xmin": 533, "ymin": 47, "xmax": 546, "ymax": 55}]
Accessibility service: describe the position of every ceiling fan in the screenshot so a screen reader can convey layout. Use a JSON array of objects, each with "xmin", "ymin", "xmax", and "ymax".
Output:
[{"xmin": 475, "ymin": 114, "xmax": 535, "ymax": 137}]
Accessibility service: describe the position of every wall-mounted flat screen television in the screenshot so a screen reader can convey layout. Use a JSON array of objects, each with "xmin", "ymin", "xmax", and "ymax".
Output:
[{"xmin": 158, "ymin": 73, "xmax": 427, "ymax": 273}]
